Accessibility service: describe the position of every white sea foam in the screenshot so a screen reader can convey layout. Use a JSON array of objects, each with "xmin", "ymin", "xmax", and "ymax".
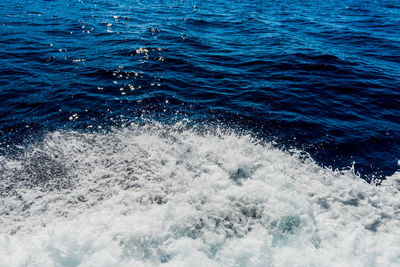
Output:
[{"xmin": 0, "ymin": 122, "xmax": 399, "ymax": 266}]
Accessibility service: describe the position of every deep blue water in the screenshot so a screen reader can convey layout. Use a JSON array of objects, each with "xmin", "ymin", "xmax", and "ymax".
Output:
[{"xmin": 1, "ymin": 0, "xmax": 400, "ymax": 180}]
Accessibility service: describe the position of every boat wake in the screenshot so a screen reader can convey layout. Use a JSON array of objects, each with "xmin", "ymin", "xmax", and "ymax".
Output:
[{"xmin": 0, "ymin": 122, "xmax": 399, "ymax": 266}]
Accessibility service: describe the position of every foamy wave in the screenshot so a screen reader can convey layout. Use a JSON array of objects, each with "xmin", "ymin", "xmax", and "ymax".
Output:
[{"xmin": 0, "ymin": 122, "xmax": 399, "ymax": 266}]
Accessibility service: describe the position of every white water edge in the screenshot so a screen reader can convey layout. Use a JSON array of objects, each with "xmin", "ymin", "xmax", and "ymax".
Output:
[{"xmin": 0, "ymin": 122, "xmax": 399, "ymax": 267}]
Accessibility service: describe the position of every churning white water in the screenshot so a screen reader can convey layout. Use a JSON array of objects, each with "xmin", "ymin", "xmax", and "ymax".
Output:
[{"xmin": 0, "ymin": 122, "xmax": 399, "ymax": 266}]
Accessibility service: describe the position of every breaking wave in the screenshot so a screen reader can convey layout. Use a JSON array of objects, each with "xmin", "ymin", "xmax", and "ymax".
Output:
[{"xmin": 1, "ymin": 122, "xmax": 399, "ymax": 266}]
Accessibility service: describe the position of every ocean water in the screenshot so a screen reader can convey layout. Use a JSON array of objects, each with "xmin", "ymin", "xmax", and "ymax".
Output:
[{"xmin": 0, "ymin": 0, "xmax": 400, "ymax": 266}]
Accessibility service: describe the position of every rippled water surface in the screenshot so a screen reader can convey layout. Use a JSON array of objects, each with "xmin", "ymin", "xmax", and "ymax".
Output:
[{"xmin": 1, "ymin": 0, "xmax": 400, "ymax": 265}]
